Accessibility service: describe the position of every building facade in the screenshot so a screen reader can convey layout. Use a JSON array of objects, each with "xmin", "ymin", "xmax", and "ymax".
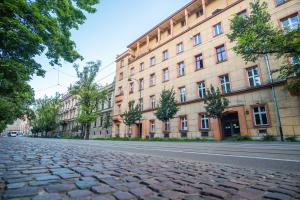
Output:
[
  {"xmin": 58, "ymin": 82, "xmax": 115, "ymax": 138},
  {"xmin": 112, "ymin": 0, "xmax": 300, "ymax": 140},
  {"xmin": 1, "ymin": 117, "xmax": 31, "ymax": 136}
]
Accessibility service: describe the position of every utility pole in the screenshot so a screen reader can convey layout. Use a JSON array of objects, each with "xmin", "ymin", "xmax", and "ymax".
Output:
[{"xmin": 264, "ymin": 54, "xmax": 284, "ymax": 141}]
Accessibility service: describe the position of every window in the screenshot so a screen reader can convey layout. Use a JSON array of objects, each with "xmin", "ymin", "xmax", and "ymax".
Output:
[
  {"xmin": 275, "ymin": 0, "xmax": 286, "ymax": 5},
  {"xmin": 118, "ymin": 86, "xmax": 123, "ymax": 95},
  {"xmin": 216, "ymin": 45, "xmax": 227, "ymax": 63},
  {"xmin": 179, "ymin": 87, "xmax": 186, "ymax": 102},
  {"xmin": 194, "ymin": 33, "xmax": 201, "ymax": 45},
  {"xmin": 119, "ymin": 72, "xmax": 123, "ymax": 81},
  {"xmin": 213, "ymin": 22, "xmax": 223, "ymax": 36},
  {"xmin": 247, "ymin": 66, "xmax": 261, "ymax": 87},
  {"xmin": 117, "ymin": 104, "xmax": 121, "ymax": 114},
  {"xmin": 177, "ymin": 42, "xmax": 184, "ymax": 54},
  {"xmin": 94, "ymin": 120, "xmax": 97, "ymax": 127},
  {"xmin": 253, "ymin": 106, "xmax": 268, "ymax": 126},
  {"xmin": 181, "ymin": 20, "xmax": 186, "ymax": 27},
  {"xmin": 150, "ymin": 95, "xmax": 156, "ymax": 109},
  {"xmin": 180, "ymin": 116, "xmax": 188, "ymax": 130},
  {"xmin": 140, "ymin": 62, "xmax": 144, "ymax": 71},
  {"xmin": 162, "ymin": 50, "xmax": 168, "ymax": 61},
  {"xmin": 178, "ymin": 62, "xmax": 185, "ymax": 76},
  {"xmin": 129, "ymin": 82, "xmax": 134, "ymax": 93},
  {"xmin": 196, "ymin": 10, "xmax": 203, "ymax": 18},
  {"xmin": 150, "ymin": 57, "xmax": 156, "ymax": 66},
  {"xmin": 219, "ymin": 75, "xmax": 231, "ymax": 93},
  {"xmin": 120, "ymin": 60, "xmax": 124, "ymax": 68},
  {"xmin": 164, "ymin": 120, "xmax": 170, "ymax": 131},
  {"xmin": 130, "ymin": 67, "xmax": 134, "ymax": 75},
  {"xmin": 139, "ymin": 98, "xmax": 143, "ymax": 111},
  {"xmin": 150, "ymin": 73, "xmax": 156, "ymax": 87},
  {"xmin": 150, "ymin": 120, "xmax": 155, "ymax": 132},
  {"xmin": 200, "ymin": 114, "xmax": 209, "ymax": 129},
  {"xmin": 195, "ymin": 54, "xmax": 203, "ymax": 70},
  {"xmin": 291, "ymin": 56, "xmax": 300, "ymax": 65},
  {"xmin": 163, "ymin": 68, "xmax": 169, "ymax": 81},
  {"xmin": 198, "ymin": 82, "xmax": 206, "ymax": 98},
  {"xmin": 237, "ymin": 10, "xmax": 247, "ymax": 17},
  {"xmin": 281, "ymin": 15, "xmax": 299, "ymax": 30},
  {"xmin": 139, "ymin": 78, "xmax": 144, "ymax": 90},
  {"xmin": 100, "ymin": 116, "xmax": 103, "ymax": 127}
]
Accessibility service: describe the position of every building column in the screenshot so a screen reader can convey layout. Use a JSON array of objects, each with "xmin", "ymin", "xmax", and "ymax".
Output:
[
  {"xmin": 224, "ymin": 0, "xmax": 228, "ymax": 7},
  {"xmin": 184, "ymin": 8, "xmax": 188, "ymax": 27},
  {"xmin": 170, "ymin": 19, "xmax": 174, "ymax": 37},
  {"xmin": 136, "ymin": 42, "xmax": 140, "ymax": 57},
  {"xmin": 201, "ymin": 0, "xmax": 206, "ymax": 17},
  {"xmin": 157, "ymin": 28, "xmax": 161, "ymax": 43},
  {"xmin": 146, "ymin": 35, "xmax": 149, "ymax": 50},
  {"xmin": 211, "ymin": 118, "xmax": 222, "ymax": 141}
]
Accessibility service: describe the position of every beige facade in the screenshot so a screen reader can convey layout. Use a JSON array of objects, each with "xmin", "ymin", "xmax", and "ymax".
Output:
[
  {"xmin": 58, "ymin": 82, "xmax": 115, "ymax": 138},
  {"xmin": 113, "ymin": 0, "xmax": 300, "ymax": 140},
  {"xmin": 1, "ymin": 117, "xmax": 31, "ymax": 136}
]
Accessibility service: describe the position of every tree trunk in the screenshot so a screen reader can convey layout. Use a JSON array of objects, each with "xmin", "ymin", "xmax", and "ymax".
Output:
[
  {"xmin": 84, "ymin": 124, "xmax": 90, "ymax": 140},
  {"xmin": 80, "ymin": 125, "xmax": 84, "ymax": 139}
]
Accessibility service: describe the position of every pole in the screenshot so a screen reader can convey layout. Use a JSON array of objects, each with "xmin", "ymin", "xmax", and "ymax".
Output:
[
  {"xmin": 264, "ymin": 54, "xmax": 284, "ymax": 141},
  {"xmin": 139, "ymin": 87, "xmax": 142, "ymax": 138}
]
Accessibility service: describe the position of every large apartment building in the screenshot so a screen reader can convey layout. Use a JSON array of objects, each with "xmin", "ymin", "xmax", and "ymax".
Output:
[
  {"xmin": 59, "ymin": 82, "xmax": 115, "ymax": 138},
  {"xmin": 112, "ymin": 0, "xmax": 300, "ymax": 140}
]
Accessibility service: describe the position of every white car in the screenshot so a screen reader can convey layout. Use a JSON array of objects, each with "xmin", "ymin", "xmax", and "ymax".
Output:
[{"xmin": 9, "ymin": 133, "xmax": 17, "ymax": 137}]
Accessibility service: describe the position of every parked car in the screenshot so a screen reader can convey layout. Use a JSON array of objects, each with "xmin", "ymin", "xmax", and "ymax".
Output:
[{"xmin": 9, "ymin": 132, "xmax": 17, "ymax": 137}]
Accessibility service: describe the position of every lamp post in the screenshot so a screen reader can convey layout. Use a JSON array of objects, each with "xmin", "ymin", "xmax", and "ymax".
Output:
[{"xmin": 128, "ymin": 76, "xmax": 142, "ymax": 138}]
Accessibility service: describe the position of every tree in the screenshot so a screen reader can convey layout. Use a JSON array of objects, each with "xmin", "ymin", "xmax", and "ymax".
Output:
[
  {"xmin": 227, "ymin": 0, "xmax": 300, "ymax": 90},
  {"xmin": 31, "ymin": 94, "xmax": 60, "ymax": 137},
  {"xmin": 154, "ymin": 88, "xmax": 179, "ymax": 128},
  {"xmin": 0, "ymin": 0, "xmax": 100, "ymax": 132},
  {"xmin": 122, "ymin": 100, "xmax": 142, "ymax": 137},
  {"xmin": 102, "ymin": 112, "xmax": 112, "ymax": 136},
  {"xmin": 70, "ymin": 61, "xmax": 108, "ymax": 140},
  {"xmin": 204, "ymin": 85, "xmax": 229, "ymax": 119}
]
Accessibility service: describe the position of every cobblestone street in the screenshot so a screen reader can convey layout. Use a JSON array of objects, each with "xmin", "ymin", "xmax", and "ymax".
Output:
[{"xmin": 0, "ymin": 138, "xmax": 300, "ymax": 200}]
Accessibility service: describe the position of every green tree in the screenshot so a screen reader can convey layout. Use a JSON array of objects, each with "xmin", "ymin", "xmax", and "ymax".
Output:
[
  {"xmin": 227, "ymin": 0, "xmax": 300, "ymax": 90},
  {"xmin": 204, "ymin": 85, "xmax": 229, "ymax": 119},
  {"xmin": 102, "ymin": 112, "xmax": 112, "ymax": 136},
  {"xmin": 31, "ymin": 94, "xmax": 60, "ymax": 137},
  {"xmin": 122, "ymin": 100, "xmax": 142, "ymax": 137},
  {"xmin": 0, "ymin": 0, "xmax": 100, "ymax": 132},
  {"xmin": 71, "ymin": 61, "xmax": 108, "ymax": 140},
  {"xmin": 154, "ymin": 88, "xmax": 179, "ymax": 127}
]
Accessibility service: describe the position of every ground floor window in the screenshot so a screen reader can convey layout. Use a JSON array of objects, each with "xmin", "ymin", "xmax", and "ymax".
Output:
[
  {"xmin": 253, "ymin": 105, "xmax": 269, "ymax": 126},
  {"xmin": 180, "ymin": 116, "xmax": 188, "ymax": 131},
  {"xmin": 200, "ymin": 114, "xmax": 209, "ymax": 129}
]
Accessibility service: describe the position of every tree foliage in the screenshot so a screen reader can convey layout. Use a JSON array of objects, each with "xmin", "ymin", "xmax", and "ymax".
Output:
[
  {"xmin": 227, "ymin": 0, "xmax": 300, "ymax": 90},
  {"xmin": 122, "ymin": 100, "xmax": 142, "ymax": 135},
  {"xmin": 0, "ymin": 0, "xmax": 99, "ymax": 132},
  {"xmin": 70, "ymin": 61, "xmax": 108, "ymax": 140},
  {"xmin": 154, "ymin": 88, "xmax": 179, "ymax": 122},
  {"xmin": 204, "ymin": 85, "xmax": 229, "ymax": 119},
  {"xmin": 31, "ymin": 94, "xmax": 60, "ymax": 136}
]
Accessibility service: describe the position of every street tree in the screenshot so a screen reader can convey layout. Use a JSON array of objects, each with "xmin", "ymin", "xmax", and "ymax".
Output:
[
  {"xmin": 227, "ymin": 0, "xmax": 300, "ymax": 91},
  {"xmin": 31, "ymin": 94, "xmax": 61, "ymax": 137},
  {"xmin": 71, "ymin": 61, "xmax": 108, "ymax": 140},
  {"xmin": 154, "ymin": 88, "xmax": 180, "ymax": 129},
  {"xmin": 0, "ymin": 0, "xmax": 100, "ymax": 132},
  {"xmin": 122, "ymin": 100, "xmax": 142, "ymax": 137},
  {"xmin": 102, "ymin": 113, "xmax": 112, "ymax": 136},
  {"xmin": 204, "ymin": 85, "xmax": 229, "ymax": 119}
]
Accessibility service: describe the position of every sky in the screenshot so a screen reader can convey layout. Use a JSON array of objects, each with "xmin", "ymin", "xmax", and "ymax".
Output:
[{"xmin": 30, "ymin": 0, "xmax": 190, "ymax": 99}]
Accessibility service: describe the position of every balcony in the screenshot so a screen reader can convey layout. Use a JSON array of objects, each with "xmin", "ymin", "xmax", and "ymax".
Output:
[
  {"xmin": 115, "ymin": 93, "xmax": 124, "ymax": 103},
  {"xmin": 112, "ymin": 115, "xmax": 122, "ymax": 122}
]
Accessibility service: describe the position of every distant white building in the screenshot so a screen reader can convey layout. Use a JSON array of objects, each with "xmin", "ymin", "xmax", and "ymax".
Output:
[{"xmin": 2, "ymin": 117, "xmax": 31, "ymax": 136}]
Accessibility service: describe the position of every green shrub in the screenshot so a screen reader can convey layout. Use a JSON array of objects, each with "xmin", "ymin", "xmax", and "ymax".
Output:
[
  {"xmin": 93, "ymin": 137, "xmax": 214, "ymax": 142},
  {"xmin": 262, "ymin": 135, "xmax": 276, "ymax": 141},
  {"xmin": 60, "ymin": 135, "xmax": 81, "ymax": 139},
  {"xmin": 285, "ymin": 136, "xmax": 297, "ymax": 142},
  {"xmin": 225, "ymin": 135, "xmax": 253, "ymax": 141}
]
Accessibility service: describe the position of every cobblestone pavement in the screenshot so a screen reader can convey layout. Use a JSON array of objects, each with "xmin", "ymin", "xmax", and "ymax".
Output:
[{"xmin": 0, "ymin": 138, "xmax": 299, "ymax": 200}]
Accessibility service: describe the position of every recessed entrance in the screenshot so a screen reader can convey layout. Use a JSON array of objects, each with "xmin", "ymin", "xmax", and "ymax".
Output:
[
  {"xmin": 221, "ymin": 112, "xmax": 240, "ymax": 138},
  {"xmin": 137, "ymin": 123, "xmax": 142, "ymax": 138}
]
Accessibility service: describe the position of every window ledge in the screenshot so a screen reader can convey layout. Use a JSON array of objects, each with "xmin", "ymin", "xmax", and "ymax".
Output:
[
  {"xmin": 177, "ymin": 74, "xmax": 185, "ymax": 78},
  {"xmin": 195, "ymin": 67, "xmax": 204, "ymax": 71},
  {"xmin": 216, "ymin": 59, "xmax": 228, "ymax": 64}
]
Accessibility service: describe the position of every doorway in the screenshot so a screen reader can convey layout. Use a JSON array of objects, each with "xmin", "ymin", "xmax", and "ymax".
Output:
[
  {"xmin": 136, "ymin": 123, "xmax": 142, "ymax": 138},
  {"xmin": 221, "ymin": 112, "xmax": 240, "ymax": 138}
]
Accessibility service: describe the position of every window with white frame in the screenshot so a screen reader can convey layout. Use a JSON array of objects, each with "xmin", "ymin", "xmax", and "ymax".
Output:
[
  {"xmin": 150, "ymin": 120, "xmax": 155, "ymax": 132},
  {"xmin": 163, "ymin": 68, "xmax": 169, "ymax": 81},
  {"xmin": 179, "ymin": 87, "xmax": 186, "ymax": 102},
  {"xmin": 213, "ymin": 22, "xmax": 223, "ymax": 36},
  {"xmin": 164, "ymin": 120, "xmax": 170, "ymax": 131},
  {"xmin": 194, "ymin": 33, "xmax": 201, "ymax": 45},
  {"xmin": 180, "ymin": 116, "xmax": 188, "ymax": 130},
  {"xmin": 150, "ymin": 95, "xmax": 156, "ymax": 109},
  {"xmin": 162, "ymin": 50, "xmax": 168, "ymax": 61},
  {"xmin": 129, "ymin": 82, "xmax": 134, "ymax": 93},
  {"xmin": 140, "ymin": 62, "xmax": 144, "ymax": 71},
  {"xmin": 198, "ymin": 82, "xmax": 206, "ymax": 98},
  {"xmin": 201, "ymin": 114, "xmax": 209, "ymax": 129},
  {"xmin": 150, "ymin": 73, "xmax": 156, "ymax": 86},
  {"xmin": 177, "ymin": 42, "xmax": 184, "ymax": 53},
  {"xmin": 150, "ymin": 57, "xmax": 156, "ymax": 66},
  {"xmin": 195, "ymin": 54, "xmax": 203, "ymax": 70},
  {"xmin": 216, "ymin": 45, "xmax": 227, "ymax": 63},
  {"xmin": 178, "ymin": 62, "xmax": 185, "ymax": 76},
  {"xmin": 139, "ymin": 78, "xmax": 144, "ymax": 90},
  {"xmin": 253, "ymin": 106, "xmax": 268, "ymax": 126},
  {"xmin": 247, "ymin": 66, "xmax": 261, "ymax": 87},
  {"xmin": 281, "ymin": 15, "xmax": 299, "ymax": 31},
  {"xmin": 219, "ymin": 75, "xmax": 231, "ymax": 93}
]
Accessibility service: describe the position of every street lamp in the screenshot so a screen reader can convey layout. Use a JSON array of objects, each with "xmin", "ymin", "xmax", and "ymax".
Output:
[{"xmin": 128, "ymin": 76, "xmax": 142, "ymax": 138}]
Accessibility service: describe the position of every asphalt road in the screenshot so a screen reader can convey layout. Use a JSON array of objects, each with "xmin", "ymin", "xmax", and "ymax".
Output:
[{"xmin": 31, "ymin": 138, "xmax": 300, "ymax": 173}]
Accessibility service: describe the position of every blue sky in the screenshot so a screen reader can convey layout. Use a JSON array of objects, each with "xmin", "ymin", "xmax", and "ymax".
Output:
[{"xmin": 31, "ymin": 0, "xmax": 190, "ymax": 98}]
